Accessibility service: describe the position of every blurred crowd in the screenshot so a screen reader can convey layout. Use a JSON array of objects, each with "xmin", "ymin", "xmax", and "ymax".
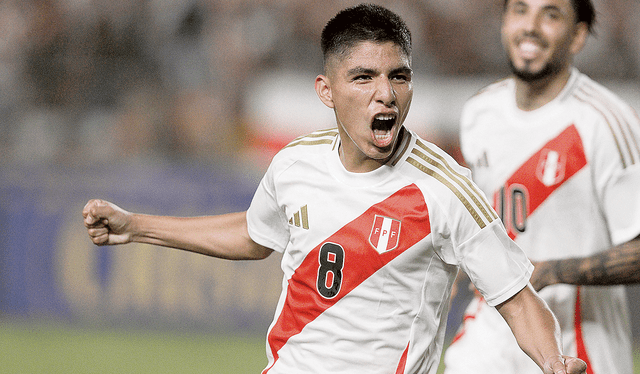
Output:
[{"xmin": 1, "ymin": 0, "xmax": 639, "ymax": 166}]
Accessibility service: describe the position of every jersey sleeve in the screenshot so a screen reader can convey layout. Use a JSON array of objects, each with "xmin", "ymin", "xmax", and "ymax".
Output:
[
  {"xmin": 590, "ymin": 102, "xmax": 640, "ymax": 245},
  {"xmin": 246, "ymin": 162, "xmax": 290, "ymax": 253},
  {"xmin": 457, "ymin": 221, "xmax": 533, "ymax": 306},
  {"xmin": 426, "ymin": 167, "xmax": 533, "ymax": 307}
]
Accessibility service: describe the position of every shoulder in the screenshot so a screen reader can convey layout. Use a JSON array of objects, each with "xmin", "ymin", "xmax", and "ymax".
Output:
[
  {"xmin": 566, "ymin": 71, "xmax": 640, "ymax": 168},
  {"xmin": 460, "ymin": 77, "xmax": 513, "ymax": 130},
  {"xmin": 398, "ymin": 131, "xmax": 497, "ymax": 230},
  {"xmin": 282, "ymin": 127, "xmax": 340, "ymax": 151},
  {"xmin": 464, "ymin": 77, "xmax": 512, "ymax": 111},
  {"xmin": 269, "ymin": 128, "xmax": 339, "ymax": 167},
  {"xmin": 401, "ymin": 131, "xmax": 471, "ymax": 181},
  {"xmin": 568, "ymin": 71, "xmax": 638, "ymax": 120}
]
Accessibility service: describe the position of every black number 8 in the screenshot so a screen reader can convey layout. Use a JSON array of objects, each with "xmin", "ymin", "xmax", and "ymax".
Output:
[{"xmin": 317, "ymin": 243, "xmax": 345, "ymax": 299}]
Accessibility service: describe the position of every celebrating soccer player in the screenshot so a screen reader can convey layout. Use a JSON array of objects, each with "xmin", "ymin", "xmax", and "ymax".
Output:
[{"xmin": 84, "ymin": 4, "xmax": 588, "ymax": 374}]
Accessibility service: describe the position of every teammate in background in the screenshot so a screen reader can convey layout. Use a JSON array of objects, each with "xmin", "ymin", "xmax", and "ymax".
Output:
[
  {"xmin": 84, "ymin": 4, "xmax": 586, "ymax": 374},
  {"xmin": 445, "ymin": 0, "xmax": 640, "ymax": 373}
]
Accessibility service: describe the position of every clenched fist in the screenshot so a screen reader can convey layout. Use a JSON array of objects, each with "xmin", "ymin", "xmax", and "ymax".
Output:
[
  {"xmin": 544, "ymin": 355, "xmax": 587, "ymax": 374},
  {"xmin": 83, "ymin": 199, "xmax": 134, "ymax": 245}
]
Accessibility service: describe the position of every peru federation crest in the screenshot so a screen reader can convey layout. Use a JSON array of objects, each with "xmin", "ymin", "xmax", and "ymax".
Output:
[
  {"xmin": 536, "ymin": 148, "xmax": 566, "ymax": 187},
  {"xmin": 369, "ymin": 215, "xmax": 401, "ymax": 254}
]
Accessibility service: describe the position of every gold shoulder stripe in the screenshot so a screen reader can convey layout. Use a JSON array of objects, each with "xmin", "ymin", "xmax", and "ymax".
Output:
[
  {"xmin": 284, "ymin": 128, "xmax": 338, "ymax": 149},
  {"xmin": 284, "ymin": 139, "xmax": 334, "ymax": 149},
  {"xmin": 574, "ymin": 87, "xmax": 630, "ymax": 168},
  {"xmin": 407, "ymin": 157, "xmax": 488, "ymax": 229},
  {"xmin": 406, "ymin": 141, "xmax": 496, "ymax": 229},
  {"xmin": 583, "ymin": 83, "xmax": 638, "ymax": 165},
  {"xmin": 577, "ymin": 79, "xmax": 640, "ymax": 167},
  {"xmin": 415, "ymin": 139, "xmax": 497, "ymax": 222}
]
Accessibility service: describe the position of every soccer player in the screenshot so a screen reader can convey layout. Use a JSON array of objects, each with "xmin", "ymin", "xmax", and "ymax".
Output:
[
  {"xmin": 445, "ymin": 0, "xmax": 640, "ymax": 373},
  {"xmin": 84, "ymin": 4, "xmax": 586, "ymax": 374}
]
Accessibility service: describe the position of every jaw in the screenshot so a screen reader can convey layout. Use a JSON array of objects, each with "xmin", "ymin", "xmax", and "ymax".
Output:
[{"xmin": 336, "ymin": 112, "xmax": 405, "ymax": 172}]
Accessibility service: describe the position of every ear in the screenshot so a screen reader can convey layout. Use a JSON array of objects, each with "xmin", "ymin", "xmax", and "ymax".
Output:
[
  {"xmin": 570, "ymin": 22, "xmax": 589, "ymax": 55},
  {"xmin": 315, "ymin": 74, "xmax": 335, "ymax": 109}
]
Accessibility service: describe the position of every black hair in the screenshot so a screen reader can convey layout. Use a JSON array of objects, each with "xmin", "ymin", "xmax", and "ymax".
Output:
[
  {"xmin": 320, "ymin": 3, "xmax": 412, "ymax": 67},
  {"xmin": 503, "ymin": 0, "xmax": 596, "ymax": 33}
]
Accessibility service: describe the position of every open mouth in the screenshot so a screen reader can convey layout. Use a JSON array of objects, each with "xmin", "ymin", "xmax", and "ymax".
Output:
[
  {"xmin": 515, "ymin": 36, "xmax": 547, "ymax": 60},
  {"xmin": 518, "ymin": 41, "xmax": 542, "ymax": 60},
  {"xmin": 371, "ymin": 114, "xmax": 397, "ymax": 147}
]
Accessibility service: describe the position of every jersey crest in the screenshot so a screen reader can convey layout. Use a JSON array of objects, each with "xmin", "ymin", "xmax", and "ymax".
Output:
[
  {"xmin": 369, "ymin": 215, "xmax": 401, "ymax": 253},
  {"xmin": 536, "ymin": 148, "xmax": 566, "ymax": 187}
]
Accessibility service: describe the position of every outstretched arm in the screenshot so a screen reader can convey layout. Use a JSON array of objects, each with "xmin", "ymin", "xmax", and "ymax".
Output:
[
  {"xmin": 496, "ymin": 285, "xmax": 587, "ymax": 374},
  {"xmin": 530, "ymin": 235, "xmax": 640, "ymax": 291},
  {"xmin": 82, "ymin": 199, "xmax": 273, "ymax": 260}
]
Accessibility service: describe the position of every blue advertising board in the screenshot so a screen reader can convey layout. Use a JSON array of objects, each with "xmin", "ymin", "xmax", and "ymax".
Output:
[{"xmin": 0, "ymin": 163, "xmax": 282, "ymax": 333}]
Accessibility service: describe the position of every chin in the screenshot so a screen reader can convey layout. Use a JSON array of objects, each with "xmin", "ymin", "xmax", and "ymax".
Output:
[
  {"xmin": 510, "ymin": 60, "xmax": 561, "ymax": 83},
  {"xmin": 370, "ymin": 146, "xmax": 396, "ymax": 161}
]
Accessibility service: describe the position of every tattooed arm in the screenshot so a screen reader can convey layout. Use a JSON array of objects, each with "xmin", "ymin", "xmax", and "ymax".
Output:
[{"xmin": 530, "ymin": 235, "xmax": 640, "ymax": 291}]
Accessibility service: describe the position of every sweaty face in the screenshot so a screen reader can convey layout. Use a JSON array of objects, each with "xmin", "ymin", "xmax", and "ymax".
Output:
[
  {"xmin": 502, "ymin": 0, "xmax": 581, "ymax": 82},
  {"xmin": 318, "ymin": 41, "xmax": 413, "ymax": 172}
]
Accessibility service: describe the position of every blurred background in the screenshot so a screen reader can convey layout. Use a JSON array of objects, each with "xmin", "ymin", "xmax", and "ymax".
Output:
[{"xmin": 1, "ymin": 0, "xmax": 639, "ymax": 372}]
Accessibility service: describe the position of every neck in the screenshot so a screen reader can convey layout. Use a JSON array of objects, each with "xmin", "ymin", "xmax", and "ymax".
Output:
[
  {"xmin": 514, "ymin": 67, "xmax": 572, "ymax": 111},
  {"xmin": 338, "ymin": 127, "xmax": 405, "ymax": 173},
  {"xmin": 339, "ymin": 147, "xmax": 386, "ymax": 173}
]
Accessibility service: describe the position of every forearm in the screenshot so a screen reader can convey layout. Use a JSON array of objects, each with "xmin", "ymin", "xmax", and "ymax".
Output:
[
  {"xmin": 533, "ymin": 236, "xmax": 640, "ymax": 290},
  {"xmin": 129, "ymin": 211, "xmax": 272, "ymax": 260},
  {"xmin": 497, "ymin": 285, "xmax": 563, "ymax": 371}
]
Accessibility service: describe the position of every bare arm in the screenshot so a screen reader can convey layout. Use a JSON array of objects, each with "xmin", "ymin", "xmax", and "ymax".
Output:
[
  {"xmin": 496, "ymin": 285, "xmax": 587, "ymax": 374},
  {"xmin": 530, "ymin": 235, "xmax": 640, "ymax": 291},
  {"xmin": 83, "ymin": 199, "xmax": 273, "ymax": 260}
]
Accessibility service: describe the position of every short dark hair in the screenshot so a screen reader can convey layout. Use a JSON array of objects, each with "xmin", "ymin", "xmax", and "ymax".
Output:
[
  {"xmin": 503, "ymin": 0, "xmax": 596, "ymax": 33},
  {"xmin": 320, "ymin": 3, "xmax": 412, "ymax": 68}
]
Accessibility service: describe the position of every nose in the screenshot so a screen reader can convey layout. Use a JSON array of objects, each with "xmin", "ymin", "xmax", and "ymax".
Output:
[
  {"xmin": 521, "ymin": 11, "xmax": 542, "ymax": 34},
  {"xmin": 375, "ymin": 78, "xmax": 396, "ymax": 106}
]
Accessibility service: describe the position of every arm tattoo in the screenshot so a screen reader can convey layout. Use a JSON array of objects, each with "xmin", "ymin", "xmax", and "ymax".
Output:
[{"xmin": 552, "ymin": 236, "xmax": 640, "ymax": 286}]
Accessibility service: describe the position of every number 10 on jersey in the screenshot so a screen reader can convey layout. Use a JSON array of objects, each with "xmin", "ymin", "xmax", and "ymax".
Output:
[{"xmin": 495, "ymin": 184, "xmax": 530, "ymax": 238}]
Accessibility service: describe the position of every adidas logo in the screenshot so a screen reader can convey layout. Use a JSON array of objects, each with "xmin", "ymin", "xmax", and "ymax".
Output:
[{"xmin": 289, "ymin": 205, "xmax": 309, "ymax": 230}]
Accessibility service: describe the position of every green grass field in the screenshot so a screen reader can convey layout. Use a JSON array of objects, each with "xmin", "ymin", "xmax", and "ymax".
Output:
[
  {"xmin": 1, "ymin": 320, "xmax": 639, "ymax": 373},
  {"xmin": 0, "ymin": 320, "xmax": 267, "ymax": 374}
]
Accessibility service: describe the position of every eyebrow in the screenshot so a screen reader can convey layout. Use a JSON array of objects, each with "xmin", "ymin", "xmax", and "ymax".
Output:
[
  {"xmin": 347, "ymin": 67, "xmax": 376, "ymax": 76},
  {"xmin": 391, "ymin": 66, "xmax": 413, "ymax": 76},
  {"xmin": 346, "ymin": 66, "xmax": 412, "ymax": 77},
  {"xmin": 509, "ymin": 0, "xmax": 565, "ymax": 14}
]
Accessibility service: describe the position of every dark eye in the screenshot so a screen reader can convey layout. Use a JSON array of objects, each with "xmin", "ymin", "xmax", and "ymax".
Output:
[
  {"xmin": 392, "ymin": 74, "xmax": 409, "ymax": 83},
  {"xmin": 353, "ymin": 75, "xmax": 372, "ymax": 82},
  {"xmin": 543, "ymin": 9, "xmax": 562, "ymax": 20},
  {"xmin": 510, "ymin": 2, "xmax": 527, "ymax": 15},
  {"xmin": 391, "ymin": 71, "xmax": 412, "ymax": 83}
]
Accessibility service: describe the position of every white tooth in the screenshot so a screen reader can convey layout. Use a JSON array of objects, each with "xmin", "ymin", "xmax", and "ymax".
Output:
[
  {"xmin": 520, "ymin": 41, "xmax": 539, "ymax": 53},
  {"xmin": 375, "ymin": 114, "xmax": 395, "ymax": 120}
]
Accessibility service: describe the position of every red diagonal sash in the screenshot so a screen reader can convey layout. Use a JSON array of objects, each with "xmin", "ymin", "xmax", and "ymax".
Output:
[
  {"xmin": 494, "ymin": 125, "xmax": 587, "ymax": 239},
  {"xmin": 263, "ymin": 184, "xmax": 431, "ymax": 372}
]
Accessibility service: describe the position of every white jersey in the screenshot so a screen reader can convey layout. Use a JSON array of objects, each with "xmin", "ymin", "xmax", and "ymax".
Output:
[
  {"xmin": 447, "ymin": 69, "xmax": 640, "ymax": 374},
  {"xmin": 247, "ymin": 128, "xmax": 533, "ymax": 374}
]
